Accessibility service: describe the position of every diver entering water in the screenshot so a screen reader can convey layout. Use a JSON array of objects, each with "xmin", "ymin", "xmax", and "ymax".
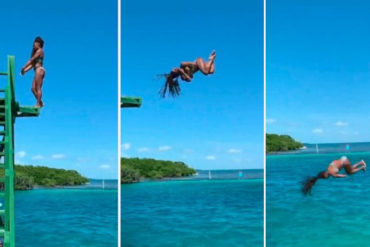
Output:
[{"xmin": 302, "ymin": 156, "xmax": 366, "ymax": 195}]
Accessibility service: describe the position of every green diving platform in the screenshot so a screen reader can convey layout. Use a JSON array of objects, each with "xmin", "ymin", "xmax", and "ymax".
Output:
[
  {"xmin": 0, "ymin": 56, "xmax": 40, "ymax": 247},
  {"xmin": 16, "ymin": 105, "xmax": 40, "ymax": 117},
  {"xmin": 121, "ymin": 96, "xmax": 142, "ymax": 108}
]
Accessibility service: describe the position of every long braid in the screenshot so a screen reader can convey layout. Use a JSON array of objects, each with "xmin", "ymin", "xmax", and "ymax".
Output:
[
  {"xmin": 302, "ymin": 171, "xmax": 328, "ymax": 195},
  {"xmin": 158, "ymin": 74, "xmax": 181, "ymax": 98}
]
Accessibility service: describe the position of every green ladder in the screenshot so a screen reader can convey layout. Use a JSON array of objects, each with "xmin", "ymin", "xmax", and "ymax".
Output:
[{"xmin": 0, "ymin": 56, "xmax": 40, "ymax": 247}]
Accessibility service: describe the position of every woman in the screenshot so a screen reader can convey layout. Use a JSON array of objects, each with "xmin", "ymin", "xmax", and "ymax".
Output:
[
  {"xmin": 21, "ymin": 36, "xmax": 45, "ymax": 107},
  {"xmin": 160, "ymin": 50, "xmax": 216, "ymax": 98},
  {"xmin": 302, "ymin": 156, "xmax": 366, "ymax": 195}
]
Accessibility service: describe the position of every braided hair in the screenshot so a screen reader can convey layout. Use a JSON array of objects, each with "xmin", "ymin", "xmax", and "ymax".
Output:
[{"xmin": 302, "ymin": 171, "xmax": 329, "ymax": 195}]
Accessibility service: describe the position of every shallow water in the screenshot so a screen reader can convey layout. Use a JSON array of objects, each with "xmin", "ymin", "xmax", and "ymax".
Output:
[
  {"xmin": 122, "ymin": 170, "xmax": 263, "ymax": 247},
  {"xmin": 267, "ymin": 150, "xmax": 370, "ymax": 247},
  {"xmin": 15, "ymin": 179, "xmax": 118, "ymax": 247}
]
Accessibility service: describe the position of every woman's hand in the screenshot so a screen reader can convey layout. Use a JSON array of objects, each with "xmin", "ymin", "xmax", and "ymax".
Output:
[{"xmin": 21, "ymin": 64, "xmax": 33, "ymax": 75}]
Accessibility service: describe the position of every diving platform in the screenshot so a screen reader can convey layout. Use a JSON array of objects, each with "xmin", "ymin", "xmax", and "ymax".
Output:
[{"xmin": 121, "ymin": 96, "xmax": 142, "ymax": 108}]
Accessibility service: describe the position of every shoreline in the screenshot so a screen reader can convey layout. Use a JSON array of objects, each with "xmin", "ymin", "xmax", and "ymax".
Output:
[
  {"xmin": 267, "ymin": 150, "xmax": 370, "ymax": 159},
  {"xmin": 122, "ymin": 177, "xmax": 264, "ymax": 185},
  {"xmin": 122, "ymin": 169, "xmax": 264, "ymax": 184}
]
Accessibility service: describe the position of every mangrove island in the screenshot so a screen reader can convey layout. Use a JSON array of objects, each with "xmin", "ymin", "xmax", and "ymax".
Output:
[
  {"xmin": 266, "ymin": 133, "xmax": 303, "ymax": 153},
  {"xmin": 121, "ymin": 157, "xmax": 196, "ymax": 183},
  {"xmin": 1, "ymin": 165, "xmax": 89, "ymax": 190}
]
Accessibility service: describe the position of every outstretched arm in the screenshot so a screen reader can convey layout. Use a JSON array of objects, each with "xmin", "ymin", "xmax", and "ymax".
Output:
[
  {"xmin": 21, "ymin": 49, "xmax": 42, "ymax": 74},
  {"xmin": 332, "ymin": 173, "xmax": 347, "ymax": 178},
  {"xmin": 21, "ymin": 64, "xmax": 33, "ymax": 75}
]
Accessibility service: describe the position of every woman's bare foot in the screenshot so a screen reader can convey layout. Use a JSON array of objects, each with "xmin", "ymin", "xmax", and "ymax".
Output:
[
  {"xmin": 36, "ymin": 101, "xmax": 44, "ymax": 108},
  {"xmin": 209, "ymin": 50, "xmax": 216, "ymax": 60}
]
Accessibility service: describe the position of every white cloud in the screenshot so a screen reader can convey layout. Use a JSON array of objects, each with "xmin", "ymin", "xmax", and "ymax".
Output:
[
  {"xmin": 266, "ymin": 118, "xmax": 276, "ymax": 124},
  {"xmin": 99, "ymin": 164, "xmax": 110, "ymax": 169},
  {"xmin": 158, "ymin": 146, "xmax": 172, "ymax": 151},
  {"xmin": 51, "ymin": 154, "xmax": 65, "ymax": 159},
  {"xmin": 228, "ymin": 148, "xmax": 242, "ymax": 154},
  {"xmin": 312, "ymin": 128, "xmax": 323, "ymax": 134},
  {"xmin": 137, "ymin": 147, "xmax": 149, "ymax": 153},
  {"xmin": 122, "ymin": 143, "xmax": 131, "ymax": 150},
  {"xmin": 335, "ymin": 121, "xmax": 348, "ymax": 127},
  {"xmin": 32, "ymin": 155, "xmax": 44, "ymax": 160},
  {"xmin": 16, "ymin": 151, "xmax": 26, "ymax": 158},
  {"xmin": 205, "ymin": 155, "xmax": 216, "ymax": 160}
]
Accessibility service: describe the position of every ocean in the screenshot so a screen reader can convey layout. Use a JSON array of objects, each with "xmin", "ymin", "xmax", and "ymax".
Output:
[
  {"xmin": 122, "ymin": 169, "xmax": 263, "ymax": 247},
  {"xmin": 15, "ymin": 179, "xmax": 118, "ymax": 247},
  {"xmin": 267, "ymin": 142, "xmax": 370, "ymax": 247}
]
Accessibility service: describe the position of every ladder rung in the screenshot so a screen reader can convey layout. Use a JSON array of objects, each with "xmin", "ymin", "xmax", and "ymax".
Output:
[
  {"xmin": 0, "ymin": 210, "xmax": 4, "ymax": 215},
  {"xmin": 0, "ymin": 122, "xmax": 5, "ymax": 126},
  {"xmin": 0, "ymin": 192, "xmax": 4, "ymax": 198},
  {"xmin": 0, "ymin": 229, "xmax": 4, "ymax": 237},
  {"xmin": 0, "ymin": 131, "xmax": 5, "ymax": 135},
  {"xmin": 0, "ymin": 72, "xmax": 7, "ymax": 76},
  {"xmin": 0, "ymin": 177, "xmax": 4, "ymax": 183},
  {"xmin": 0, "ymin": 90, "xmax": 4, "ymax": 93}
]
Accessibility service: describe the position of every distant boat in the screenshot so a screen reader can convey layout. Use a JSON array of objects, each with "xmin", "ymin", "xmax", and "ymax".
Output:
[
  {"xmin": 238, "ymin": 171, "xmax": 243, "ymax": 178},
  {"xmin": 208, "ymin": 170, "xmax": 212, "ymax": 180},
  {"xmin": 316, "ymin": 144, "xmax": 319, "ymax": 154},
  {"xmin": 102, "ymin": 179, "xmax": 105, "ymax": 189}
]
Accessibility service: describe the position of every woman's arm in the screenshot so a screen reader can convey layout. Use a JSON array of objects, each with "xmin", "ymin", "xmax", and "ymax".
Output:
[
  {"xmin": 21, "ymin": 49, "xmax": 42, "ymax": 72},
  {"xmin": 21, "ymin": 64, "xmax": 33, "ymax": 75},
  {"xmin": 332, "ymin": 173, "xmax": 347, "ymax": 178}
]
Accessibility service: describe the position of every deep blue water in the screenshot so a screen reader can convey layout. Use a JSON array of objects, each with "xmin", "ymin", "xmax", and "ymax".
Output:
[
  {"xmin": 122, "ymin": 170, "xmax": 263, "ymax": 247},
  {"xmin": 14, "ymin": 179, "xmax": 118, "ymax": 247},
  {"xmin": 267, "ymin": 142, "xmax": 370, "ymax": 247}
]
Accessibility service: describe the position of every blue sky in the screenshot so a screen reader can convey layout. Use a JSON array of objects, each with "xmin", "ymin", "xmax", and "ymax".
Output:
[
  {"xmin": 122, "ymin": 0, "xmax": 263, "ymax": 169},
  {"xmin": 0, "ymin": 0, "xmax": 118, "ymax": 179},
  {"xmin": 267, "ymin": 0, "xmax": 370, "ymax": 144}
]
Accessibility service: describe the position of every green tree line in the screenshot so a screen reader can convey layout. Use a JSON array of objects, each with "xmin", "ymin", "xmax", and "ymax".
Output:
[
  {"xmin": 0, "ymin": 165, "xmax": 89, "ymax": 190},
  {"xmin": 121, "ymin": 158, "xmax": 196, "ymax": 184},
  {"xmin": 266, "ymin": 134, "xmax": 303, "ymax": 153}
]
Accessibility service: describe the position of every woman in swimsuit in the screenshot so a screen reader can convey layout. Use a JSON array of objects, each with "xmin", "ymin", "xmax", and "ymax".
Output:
[
  {"xmin": 21, "ymin": 36, "xmax": 45, "ymax": 107},
  {"xmin": 302, "ymin": 156, "xmax": 366, "ymax": 195},
  {"xmin": 160, "ymin": 50, "xmax": 216, "ymax": 97}
]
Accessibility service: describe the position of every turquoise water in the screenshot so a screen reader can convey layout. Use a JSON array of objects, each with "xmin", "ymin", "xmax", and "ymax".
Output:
[
  {"xmin": 267, "ymin": 144, "xmax": 370, "ymax": 247},
  {"xmin": 15, "ymin": 179, "xmax": 118, "ymax": 247},
  {"xmin": 122, "ymin": 170, "xmax": 263, "ymax": 247}
]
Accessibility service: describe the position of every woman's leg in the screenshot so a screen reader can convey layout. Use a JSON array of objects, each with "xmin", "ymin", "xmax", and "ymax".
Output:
[
  {"xmin": 195, "ymin": 58, "xmax": 212, "ymax": 75},
  {"xmin": 343, "ymin": 162, "xmax": 365, "ymax": 174},
  {"xmin": 31, "ymin": 78, "xmax": 37, "ymax": 99},
  {"xmin": 34, "ymin": 68, "xmax": 45, "ymax": 107},
  {"xmin": 352, "ymin": 160, "xmax": 366, "ymax": 168},
  {"xmin": 195, "ymin": 53, "xmax": 216, "ymax": 75}
]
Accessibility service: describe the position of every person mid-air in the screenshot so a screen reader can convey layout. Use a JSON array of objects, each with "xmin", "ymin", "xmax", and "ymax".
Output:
[
  {"xmin": 302, "ymin": 156, "xmax": 366, "ymax": 195},
  {"xmin": 160, "ymin": 50, "xmax": 216, "ymax": 98},
  {"xmin": 21, "ymin": 36, "xmax": 45, "ymax": 107}
]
